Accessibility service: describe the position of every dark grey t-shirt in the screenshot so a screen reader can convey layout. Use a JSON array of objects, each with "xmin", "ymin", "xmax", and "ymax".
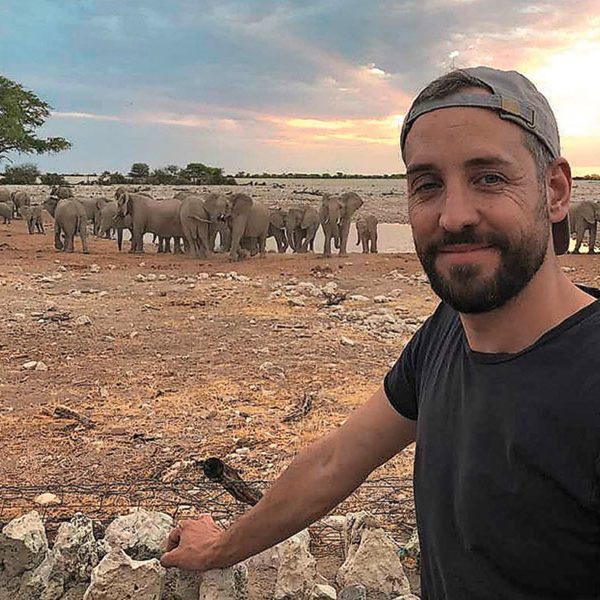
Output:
[{"xmin": 384, "ymin": 287, "xmax": 600, "ymax": 599}]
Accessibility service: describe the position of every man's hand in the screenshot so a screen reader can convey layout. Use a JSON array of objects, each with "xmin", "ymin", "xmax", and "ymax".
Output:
[{"xmin": 160, "ymin": 514, "xmax": 225, "ymax": 571}]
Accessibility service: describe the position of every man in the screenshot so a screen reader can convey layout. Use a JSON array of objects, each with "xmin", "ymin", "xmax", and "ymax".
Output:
[{"xmin": 161, "ymin": 67, "xmax": 600, "ymax": 599}]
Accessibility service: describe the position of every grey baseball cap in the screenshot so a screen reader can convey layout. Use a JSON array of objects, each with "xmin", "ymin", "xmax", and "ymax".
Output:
[{"xmin": 400, "ymin": 66, "xmax": 569, "ymax": 255}]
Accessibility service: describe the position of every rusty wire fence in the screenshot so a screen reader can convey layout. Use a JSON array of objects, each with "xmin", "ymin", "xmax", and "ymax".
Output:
[{"xmin": 0, "ymin": 475, "xmax": 415, "ymax": 556}]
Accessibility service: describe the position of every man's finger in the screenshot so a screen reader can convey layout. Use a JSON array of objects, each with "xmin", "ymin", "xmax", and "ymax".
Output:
[
  {"xmin": 164, "ymin": 527, "xmax": 181, "ymax": 552},
  {"xmin": 160, "ymin": 547, "xmax": 183, "ymax": 568}
]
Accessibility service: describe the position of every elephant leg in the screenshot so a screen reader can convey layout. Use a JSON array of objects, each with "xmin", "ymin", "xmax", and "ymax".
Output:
[
  {"xmin": 27, "ymin": 218, "xmax": 34, "ymax": 235},
  {"xmin": 361, "ymin": 234, "xmax": 368, "ymax": 253},
  {"xmin": 78, "ymin": 219, "xmax": 89, "ymax": 254},
  {"xmin": 589, "ymin": 223, "xmax": 597, "ymax": 253},
  {"xmin": 54, "ymin": 223, "xmax": 64, "ymax": 250},
  {"xmin": 258, "ymin": 233, "xmax": 267, "ymax": 258},
  {"xmin": 173, "ymin": 236, "xmax": 184, "ymax": 254},
  {"xmin": 132, "ymin": 227, "xmax": 144, "ymax": 253},
  {"xmin": 371, "ymin": 232, "xmax": 378, "ymax": 253},
  {"xmin": 339, "ymin": 219, "xmax": 352, "ymax": 256},
  {"xmin": 229, "ymin": 220, "xmax": 246, "ymax": 261},
  {"xmin": 323, "ymin": 231, "xmax": 332, "ymax": 257},
  {"xmin": 574, "ymin": 225, "xmax": 585, "ymax": 254},
  {"xmin": 38, "ymin": 220, "xmax": 45, "ymax": 234},
  {"xmin": 117, "ymin": 228, "xmax": 123, "ymax": 251}
]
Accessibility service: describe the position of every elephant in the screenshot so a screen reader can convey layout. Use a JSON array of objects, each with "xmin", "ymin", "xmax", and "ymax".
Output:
[
  {"xmin": 227, "ymin": 193, "xmax": 269, "ymax": 261},
  {"xmin": 179, "ymin": 192, "xmax": 228, "ymax": 258},
  {"xmin": 0, "ymin": 202, "xmax": 11, "ymax": 224},
  {"xmin": 11, "ymin": 190, "xmax": 31, "ymax": 218},
  {"xmin": 285, "ymin": 205, "xmax": 319, "ymax": 253},
  {"xmin": 355, "ymin": 214, "xmax": 378, "ymax": 253},
  {"xmin": 75, "ymin": 197, "xmax": 101, "ymax": 235},
  {"xmin": 268, "ymin": 208, "xmax": 288, "ymax": 253},
  {"xmin": 93, "ymin": 197, "xmax": 113, "ymax": 237},
  {"xmin": 116, "ymin": 192, "xmax": 184, "ymax": 254},
  {"xmin": 21, "ymin": 205, "xmax": 45, "ymax": 234},
  {"xmin": 50, "ymin": 185, "xmax": 74, "ymax": 199},
  {"xmin": 319, "ymin": 192, "xmax": 364, "ymax": 257},
  {"xmin": 568, "ymin": 200, "xmax": 600, "ymax": 254},
  {"xmin": 43, "ymin": 196, "xmax": 89, "ymax": 253},
  {"xmin": 96, "ymin": 199, "xmax": 132, "ymax": 249}
]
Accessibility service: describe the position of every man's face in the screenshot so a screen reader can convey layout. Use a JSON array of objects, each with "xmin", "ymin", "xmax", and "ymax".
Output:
[{"xmin": 404, "ymin": 106, "xmax": 551, "ymax": 314}]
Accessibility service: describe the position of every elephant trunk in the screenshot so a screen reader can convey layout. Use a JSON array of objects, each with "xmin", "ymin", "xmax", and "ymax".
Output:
[{"xmin": 286, "ymin": 223, "xmax": 296, "ymax": 251}]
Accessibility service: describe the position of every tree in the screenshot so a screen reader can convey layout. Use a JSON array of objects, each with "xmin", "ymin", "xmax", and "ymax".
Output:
[
  {"xmin": 98, "ymin": 170, "xmax": 128, "ymax": 185},
  {"xmin": 2, "ymin": 163, "xmax": 40, "ymax": 184},
  {"xmin": 0, "ymin": 75, "xmax": 71, "ymax": 162},
  {"xmin": 40, "ymin": 172, "xmax": 67, "ymax": 186},
  {"xmin": 128, "ymin": 162, "xmax": 150, "ymax": 178}
]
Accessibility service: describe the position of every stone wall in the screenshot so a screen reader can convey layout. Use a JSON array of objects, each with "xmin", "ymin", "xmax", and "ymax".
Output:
[{"xmin": 0, "ymin": 508, "xmax": 420, "ymax": 600}]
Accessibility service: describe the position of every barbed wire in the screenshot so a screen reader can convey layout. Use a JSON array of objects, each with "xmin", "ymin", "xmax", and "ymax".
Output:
[{"xmin": 0, "ymin": 476, "xmax": 415, "ymax": 555}]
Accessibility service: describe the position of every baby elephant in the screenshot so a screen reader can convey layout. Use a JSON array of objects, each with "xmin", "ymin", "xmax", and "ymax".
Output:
[
  {"xmin": 22, "ymin": 205, "xmax": 45, "ymax": 234},
  {"xmin": 356, "ymin": 214, "xmax": 378, "ymax": 253},
  {"xmin": 0, "ymin": 201, "xmax": 11, "ymax": 224}
]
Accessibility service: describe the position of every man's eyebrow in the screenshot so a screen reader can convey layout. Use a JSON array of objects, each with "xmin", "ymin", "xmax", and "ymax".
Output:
[
  {"xmin": 406, "ymin": 156, "xmax": 514, "ymax": 176},
  {"xmin": 406, "ymin": 163, "xmax": 437, "ymax": 176}
]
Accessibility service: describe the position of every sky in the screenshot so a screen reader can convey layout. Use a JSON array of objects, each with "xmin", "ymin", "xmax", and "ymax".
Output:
[{"xmin": 1, "ymin": 0, "xmax": 599, "ymax": 176}]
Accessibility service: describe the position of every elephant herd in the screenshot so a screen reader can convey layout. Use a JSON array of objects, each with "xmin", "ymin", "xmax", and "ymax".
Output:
[{"xmin": 0, "ymin": 185, "xmax": 380, "ymax": 260}]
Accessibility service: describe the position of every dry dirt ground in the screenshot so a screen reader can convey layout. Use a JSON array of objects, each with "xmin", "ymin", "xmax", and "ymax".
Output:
[{"xmin": 1, "ymin": 214, "xmax": 600, "ymax": 540}]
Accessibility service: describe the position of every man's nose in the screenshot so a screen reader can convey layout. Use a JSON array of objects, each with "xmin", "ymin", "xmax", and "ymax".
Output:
[{"xmin": 438, "ymin": 179, "xmax": 480, "ymax": 233}]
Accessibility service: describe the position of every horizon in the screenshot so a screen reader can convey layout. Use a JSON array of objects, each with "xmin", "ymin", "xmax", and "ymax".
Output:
[{"xmin": 1, "ymin": 1, "xmax": 599, "ymax": 176}]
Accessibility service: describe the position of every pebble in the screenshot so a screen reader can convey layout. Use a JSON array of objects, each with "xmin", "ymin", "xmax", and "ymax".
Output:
[
  {"xmin": 75, "ymin": 315, "xmax": 92, "ymax": 326},
  {"xmin": 90, "ymin": 264, "xmax": 100, "ymax": 273},
  {"xmin": 135, "ymin": 274, "xmax": 146, "ymax": 282},
  {"xmin": 22, "ymin": 361, "xmax": 38, "ymax": 370},
  {"xmin": 340, "ymin": 337, "xmax": 355, "ymax": 346},
  {"xmin": 34, "ymin": 492, "xmax": 61, "ymax": 506},
  {"xmin": 35, "ymin": 361, "xmax": 48, "ymax": 371}
]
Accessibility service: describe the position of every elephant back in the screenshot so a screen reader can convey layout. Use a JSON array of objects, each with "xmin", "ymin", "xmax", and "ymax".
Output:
[{"xmin": 574, "ymin": 201, "xmax": 596, "ymax": 225}]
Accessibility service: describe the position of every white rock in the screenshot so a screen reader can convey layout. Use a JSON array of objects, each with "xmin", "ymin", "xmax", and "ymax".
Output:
[
  {"xmin": 274, "ymin": 530, "xmax": 323, "ymax": 600},
  {"xmin": 135, "ymin": 274, "xmax": 147, "ymax": 282},
  {"xmin": 146, "ymin": 273, "xmax": 157, "ymax": 281},
  {"xmin": 89, "ymin": 264, "xmax": 100, "ymax": 273},
  {"xmin": 340, "ymin": 337, "xmax": 355, "ymax": 346},
  {"xmin": 373, "ymin": 295, "xmax": 391, "ymax": 304},
  {"xmin": 158, "ymin": 274, "xmax": 167, "ymax": 281},
  {"xmin": 199, "ymin": 565, "xmax": 248, "ymax": 600},
  {"xmin": 320, "ymin": 516, "xmax": 346, "ymax": 532},
  {"xmin": 348, "ymin": 295, "xmax": 369, "ymax": 302},
  {"xmin": 22, "ymin": 361, "xmax": 38, "ymax": 370},
  {"xmin": 34, "ymin": 493, "xmax": 61, "ymax": 506},
  {"xmin": 74, "ymin": 315, "xmax": 92, "ymax": 326},
  {"xmin": 83, "ymin": 549, "xmax": 164, "ymax": 600},
  {"xmin": 0, "ymin": 511, "xmax": 48, "ymax": 578},
  {"xmin": 312, "ymin": 583, "xmax": 337, "ymax": 600},
  {"xmin": 53, "ymin": 513, "xmax": 100, "ymax": 583},
  {"xmin": 17, "ymin": 552, "xmax": 64, "ymax": 600},
  {"xmin": 337, "ymin": 528, "xmax": 411, "ymax": 597},
  {"xmin": 288, "ymin": 297, "xmax": 305, "ymax": 307},
  {"xmin": 103, "ymin": 508, "xmax": 173, "ymax": 560},
  {"xmin": 404, "ymin": 528, "xmax": 420, "ymax": 561},
  {"xmin": 197, "ymin": 272, "xmax": 210, "ymax": 280},
  {"xmin": 34, "ymin": 361, "xmax": 48, "ymax": 372}
]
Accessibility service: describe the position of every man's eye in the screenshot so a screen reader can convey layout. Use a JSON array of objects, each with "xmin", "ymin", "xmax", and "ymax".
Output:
[
  {"xmin": 477, "ymin": 173, "xmax": 505, "ymax": 185},
  {"xmin": 412, "ymin": 180, "xmax": 441, "ymax": 193}
]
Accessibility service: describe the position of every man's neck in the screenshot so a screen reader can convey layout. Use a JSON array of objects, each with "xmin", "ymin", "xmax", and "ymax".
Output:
[{"xmin": 459, "ymin": 255, "xmax": 596, "ymax": 354}]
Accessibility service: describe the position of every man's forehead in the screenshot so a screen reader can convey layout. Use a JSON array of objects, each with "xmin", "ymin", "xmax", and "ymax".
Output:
[{"xmin": 403, "ymin": 106, "xmax": 527, "ymax": 166}]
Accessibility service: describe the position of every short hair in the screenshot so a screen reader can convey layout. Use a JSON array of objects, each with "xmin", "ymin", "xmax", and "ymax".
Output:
[{"xmin": 412, "ymin": 69, "xmax": 553, "ymax": 185}]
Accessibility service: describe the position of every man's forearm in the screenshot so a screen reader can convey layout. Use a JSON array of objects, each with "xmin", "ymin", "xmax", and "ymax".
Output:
[{"xmin": 209, "ymin": 433, "xmax": 367, "ymax": 568}]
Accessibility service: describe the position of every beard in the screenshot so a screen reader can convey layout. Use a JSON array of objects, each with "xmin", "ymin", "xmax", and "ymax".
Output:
[{"xmin": 415, "ymin": 205, "xmax": 550, "ymax": 314}]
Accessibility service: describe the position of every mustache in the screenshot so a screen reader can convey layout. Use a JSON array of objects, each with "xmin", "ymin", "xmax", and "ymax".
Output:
[{"xmin": 424, "ymin": 228, "xmax": 510, "ymax": 255}]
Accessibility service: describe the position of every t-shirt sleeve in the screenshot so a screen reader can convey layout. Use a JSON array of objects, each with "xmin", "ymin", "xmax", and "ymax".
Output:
[
  {"xmin": 383, "ymin": 328, "xmax": 422, "ymax": 421},
  {"xmin": 383, "ymin": 302, "xmax": 449, "ymax": 421}
]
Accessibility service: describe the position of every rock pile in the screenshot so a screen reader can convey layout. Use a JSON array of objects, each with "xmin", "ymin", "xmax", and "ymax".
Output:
[{"xmin": 0, "ymin": 509, "xmax": 419, "ymax": 599}]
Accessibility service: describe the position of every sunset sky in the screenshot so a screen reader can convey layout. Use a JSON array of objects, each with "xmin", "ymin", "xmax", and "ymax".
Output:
[{"xmin": 1, "ymin": 0, "xmax": 599, "ymax": 175}]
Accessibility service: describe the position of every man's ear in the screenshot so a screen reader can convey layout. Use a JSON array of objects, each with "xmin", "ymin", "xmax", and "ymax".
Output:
[{"xmin": 545, "ymin": 157, "xmax": 571, "ymax": 224}]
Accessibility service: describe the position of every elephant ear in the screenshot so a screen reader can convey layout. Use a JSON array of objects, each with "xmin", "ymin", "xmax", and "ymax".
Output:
[
  {"xmin": 203, "ymin": 193, "xmax": 225, "ymax": 219},
  {"xmin": 300, "ymin": 207, "xmax": 315, "ymax": 228},
  {"xmin": 339, "ymin": 192, "xmax": 363, "ymax": 218},
  {"xmin": 230, "ymin": 193, "xmax": 253, "ymax": 217},
  {"xmin": 579, "ymin": 202, "xmax": 596, "ymax": 225}
]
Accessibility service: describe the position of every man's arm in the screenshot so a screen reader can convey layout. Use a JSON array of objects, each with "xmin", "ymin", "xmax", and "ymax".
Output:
[{"xmin": 160, "ymin": 384, "xmax": 416, "ymax": 570}]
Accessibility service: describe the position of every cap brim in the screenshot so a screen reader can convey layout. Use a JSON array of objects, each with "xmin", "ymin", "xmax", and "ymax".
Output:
[{"xmin": 552, "ymin": 215, "xmax": 570, "ymax": 255}]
